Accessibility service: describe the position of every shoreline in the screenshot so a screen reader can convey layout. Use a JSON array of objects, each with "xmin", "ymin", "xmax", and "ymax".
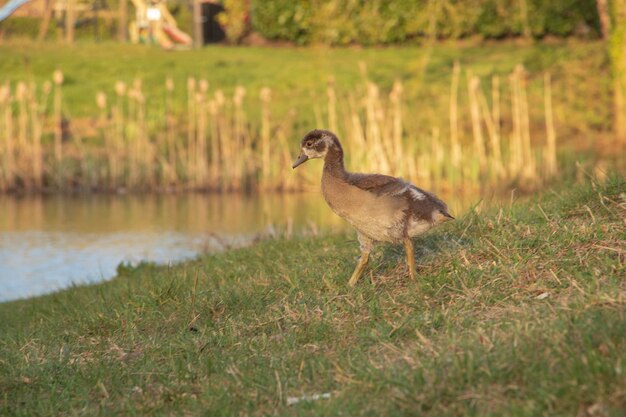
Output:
[{"xmin": 1, "ymin": 176, "xmax": 624, "ymax": 415}]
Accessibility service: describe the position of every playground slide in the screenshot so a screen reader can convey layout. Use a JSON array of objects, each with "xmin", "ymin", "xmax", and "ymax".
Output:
[
  {"xmin": 155, "ymin": 24, "xmax": 191, "ymax": 49},
  {"xmin": 0, "ymin": 0, "xmax": 30, "ymax": 22},
  {"xmin": 162, "ymin": 24, "xmax": 191, "ymax": 45},
  {"xmin": 154, "ymin": 27, "xmax": 174, "ymax": 49}
]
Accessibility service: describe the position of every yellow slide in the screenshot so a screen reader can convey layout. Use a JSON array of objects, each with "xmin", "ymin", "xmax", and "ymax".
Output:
[{"xmin": 129, "ymin": 0, "xmax": 192, "ymax": 49}]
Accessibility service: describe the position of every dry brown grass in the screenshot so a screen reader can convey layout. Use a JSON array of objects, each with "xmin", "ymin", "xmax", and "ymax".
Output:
[{"xmin": 0, "ymin": 64, "xmax": 562, "ymax": 193}]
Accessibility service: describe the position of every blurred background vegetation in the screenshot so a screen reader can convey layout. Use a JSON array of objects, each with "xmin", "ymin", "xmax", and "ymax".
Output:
[
  {"xmin": 0, "ymin": 0, "xmax": 623, "ymax": 194},
  {"xmin": 0, "ymin": 0, "xmax": 605, "ymax": 44},
  {"xmin": 250, "ymin": 0, "xmax": 601, "ymax": 45}
]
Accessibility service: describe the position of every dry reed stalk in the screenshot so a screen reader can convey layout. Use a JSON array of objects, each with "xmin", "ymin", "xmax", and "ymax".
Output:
[
  {"xmin": 126, "ymin": 86, "xmax": 139, "ymax": 188},
  {"xmin": 193, "ymin": 90, "xmax": 204, "ymax": 188},
  {"xmin": 260, "ymin": 87, "xmax": 271, "ymax": 189},
  {"xmin": 134, "ymin": 80, "xmax": 155, "ymax": 189},
  {"xmin": 208, "ymin": 99, "xmax": 221, "ymax": 187},
  {"xmin": 346, "ymin": 93, "xmax": 366, "ymax": 169},
  {"xmin": 450, "ymin": 61, "xmax": 461, "ymax": 170},
  {"xmin": 125, "ymin": 96, "xmax": 135, "ymax": 188},
  {"xmin": 390, "ymin": 80, "xmax": 404, "ymax": 175},
  {"xmin": 187, "ymin": 77, "xmax": 197, "ymax": 184},
  {"xmin": 311, "ymin": 90, "xmax": 323, "ymax": 128},
  {"xmin": 215, "ymin": 90, "xmax": 231, "ymax": 190},
  {"xmin": 406, "ymin": 141, "xmax": 418, "ymax": 185},
  {"xmin": 111, "ymin": 81, "xmax": 126, "ymax": 188},
  {"xmin": 30, "ymin": 82, "xmax": 47, "ymax": 189},
  {"xmin": 509, "ymin": 71, "xmax": 523, "ymax": 178},
  {"xmin": 341, "ymin": 98, "xmax": 354, "ymax": 166},
  {"xmin": 97, "ymin": 91, "xmax": 114, "ymax": 188},
  {"xmin": 15, "ymin": 82, "xmax": 30, "ymax": 188},
  {"xmin": 164, "ymin": 77, "xmax": 178, "ymax": 186},
  {"xmin": 0, "ymin": 63, "xmax": 563, "ymax": 193},
  {"xmin": 15, "ymin": 83, "xmax": 26, "ymax": 146},
  {"xmin": 467, "ymin": 75, "xmax": 487, "ymax": 173},
  {"xmin": 275, "ymin": 108, "xmax": 298, "ymax": 190},
  {"xmin": 74, "ymin": 133, "xmax": 89, "ymax": 189},
  {"xmin": 152, "ymin": 87, "xmax": 167, "ymax": 189},
  {"xmin": 53, "ymin": 71, "xmax": 63, "ymax": 171},
  {"xmin": 31, "ymin": 106, "xmax": 43, "ymax": 190},
  {"xmin": 110, "ymin": 105, "xmax": 126, "ymax": 188},
  {"xmin": 196, "ymin": 80, "xmax": 209, "ymax": 188},
  {"xmin": 416, "ymin": 154, "xmax": 431, "ymax": 188},
  {"xmin": 225, "ymin": 94, "xmax": 237, "ymax": 189},
  {"xmin": 221, "ymin": 94, "xmax": 238, "ymax": 190},
  {"xmin": 39, "ymin": 81, "xmax": 52, "ymax": 119},
  {"xmin": 358, "ymin": 61, "xmax": 368, "ymax": 81},
  {"xmin": 327, "ymin": 77, "xmax": 338, "ymax": 134},
  {"xmin": 543, "ymin": 72, "xmax": 557, "ymax": 177},
  {"xmin": 431, "ymin": 127, "xmax": 444, "ymax": 185},
  {"xmin": 132, "ymin": 81, "xmax": 145, "ymax": 187},
  {"xmin": 233, "ymin": 86, "xmax": 247, "ymax": 190},
  {"xmin": 132, "ymin": 79, "xmax": 147, "ymax": 187},
  {"xmin": 516, "ymin": 65, "xmax": 536, "ymax": 182},
  {"xmin": 210, "ymin": 97, "xmax": 224, "ymax": 191},
  {"xmin": 110, "ymin": 103, "xmax": 121, "ymax": 187},
  {"xmin": 376, "ymin": 89, "xmax": 396, "ymax": 174},
  {"xmin": 0, "ymin": 84, "xmax": 13, "ymax": 191},
  {"xmin": 492, "ymin": 75, "xmax": 501, "ymax": 141},
  {"xmin": 476, "ymin": 81, "xmax": 504, "ymax": 179},
  {"xmin": 365, "ymin": 82, "xmax": 390, "ymax": 174}
]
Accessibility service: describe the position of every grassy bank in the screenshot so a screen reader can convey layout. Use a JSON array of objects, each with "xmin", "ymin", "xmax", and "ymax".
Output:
[{"xmin": 1, "ymin": 175, "xmax": 624, "ymax": 416}]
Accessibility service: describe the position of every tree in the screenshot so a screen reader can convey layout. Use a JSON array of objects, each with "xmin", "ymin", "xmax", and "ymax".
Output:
[
  {"xmin": 607, "ymin": 0, "xmax": 626, "ymax": 139},
  {"xmin": 597, "ymin": 0, "xmax": 610, "ymax": 38}
]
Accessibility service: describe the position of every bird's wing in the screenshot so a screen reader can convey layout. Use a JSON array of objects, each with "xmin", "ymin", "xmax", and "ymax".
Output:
[
  {"xmin": 349, "ymin": 173, "xmax": 454, "ymax": 222},
  {"xmin": 346, "ymin": 173, "xmax": 409, "ymax": 196}
]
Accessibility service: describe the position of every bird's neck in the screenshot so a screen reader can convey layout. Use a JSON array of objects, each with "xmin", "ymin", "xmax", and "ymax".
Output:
[{"xmin": 323, "ymin": 146, "xmax": 347, "ymax": 178}]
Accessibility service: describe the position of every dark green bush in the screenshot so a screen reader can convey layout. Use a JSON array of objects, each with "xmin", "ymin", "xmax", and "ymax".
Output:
[
  {"xmin": 250, "ymin": 0, "xmax": 313, "ymax": 45},
  {"xmin": 529, "ymin": 0, "xmax": 601, "ymax": 38},
  {"xmin": 249, "ymin": 0, "xmax": 601, "ymax": 45},
  {"xmin": 476, "ymin": 0, "xmax": 515, "ymax": 39},
  {"xmin": 1, "ymin": 0, "xmax": 602, "ymax": 44}
]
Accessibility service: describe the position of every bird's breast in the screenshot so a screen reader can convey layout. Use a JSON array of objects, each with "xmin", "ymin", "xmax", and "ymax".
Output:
[{"xmin": 321, "ymin": 175, "xmax": 408, "ymax": 242}]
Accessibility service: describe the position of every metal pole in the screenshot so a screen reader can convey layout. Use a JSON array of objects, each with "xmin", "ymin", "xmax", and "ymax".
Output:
[
  {"xmin": 66, "ymin": 0, "xmax": 75, "ymax": 43},
  {"xmin": 118, "ymin": 0, "xmax": 128, "ymax": 41},
  {"xmin": 193, "ymin": 0, "xmax": 203, "ymax": 47}
]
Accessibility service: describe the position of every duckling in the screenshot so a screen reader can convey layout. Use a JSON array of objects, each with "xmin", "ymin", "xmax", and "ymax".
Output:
[{"xmin": 292, "ymin": 129, "xmax": 454, "ymax": 286}]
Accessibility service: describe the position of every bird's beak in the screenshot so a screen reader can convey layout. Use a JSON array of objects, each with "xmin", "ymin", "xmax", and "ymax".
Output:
[{"xmin": 292, "ymin": 153, "xmax": 308, "ymax": 169}]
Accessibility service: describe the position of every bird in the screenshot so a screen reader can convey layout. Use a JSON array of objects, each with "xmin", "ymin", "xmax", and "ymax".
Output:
[{"xmin": 292, "ymin": 129, "xmax": 454, "ymax": 286}]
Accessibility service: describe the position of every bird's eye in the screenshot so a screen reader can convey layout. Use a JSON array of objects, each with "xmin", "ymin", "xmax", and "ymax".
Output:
[{"xmin": 305, "ymin": 140, "xmax": 314, "ymax": 147}]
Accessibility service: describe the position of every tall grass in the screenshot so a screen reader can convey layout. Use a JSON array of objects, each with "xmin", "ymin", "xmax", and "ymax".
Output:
[{"xmin": 0, "ymin": 64, "xmax": 559, "ymax": 193}]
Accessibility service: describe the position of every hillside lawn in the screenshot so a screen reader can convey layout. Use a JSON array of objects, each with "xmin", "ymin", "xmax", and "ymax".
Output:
[
  {"xmin": 0, "ymin": 39, "xmax": 611, "ymax": 139},
  {"xmin": 0, "ymin": 174, "xmax": 624, "ymax": 416}
]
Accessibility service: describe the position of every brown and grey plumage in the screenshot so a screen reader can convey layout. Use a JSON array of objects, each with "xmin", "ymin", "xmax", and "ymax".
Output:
[{"xmin": 292, "ymin": 129, "xmax": 453, "ymax": 286}]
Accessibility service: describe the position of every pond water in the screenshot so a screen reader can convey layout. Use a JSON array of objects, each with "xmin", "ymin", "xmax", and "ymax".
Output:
[{"xmin": 0, "ymin": 191, "xmax": 478, "ymax": 303}]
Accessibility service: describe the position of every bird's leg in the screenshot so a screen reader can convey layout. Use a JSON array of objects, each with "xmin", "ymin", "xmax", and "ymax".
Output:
[
  {"xmin": 403, "ymin": 238, "xmax": 416, "ymax": 280},
  {"xmin": 348, "ymin": 252, "xmax": 370, "ymax": 287},
  {"xmin": 348, "ymin": 233, "xmax": 373, "ymax": 287}
]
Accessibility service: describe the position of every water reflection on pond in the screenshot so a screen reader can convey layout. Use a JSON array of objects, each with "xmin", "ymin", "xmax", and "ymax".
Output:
[{"xmin": 0, "ymin": 191, "xmax": 478, "ymax": 302}]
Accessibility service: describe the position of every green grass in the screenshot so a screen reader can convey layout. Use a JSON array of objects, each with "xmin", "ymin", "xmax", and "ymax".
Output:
[
  {"xmin": 0, "ymin": 39, "xmax": 611, "ymax": 135},
  {"xmin": 1, "ymin": 175, "xmax": 624, "ymax": 416}
]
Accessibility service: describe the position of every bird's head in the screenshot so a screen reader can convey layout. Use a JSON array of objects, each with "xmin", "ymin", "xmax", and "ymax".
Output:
[{"xmin": 292, "ymin": 129, "xmax": 341, "ymax": 169}]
